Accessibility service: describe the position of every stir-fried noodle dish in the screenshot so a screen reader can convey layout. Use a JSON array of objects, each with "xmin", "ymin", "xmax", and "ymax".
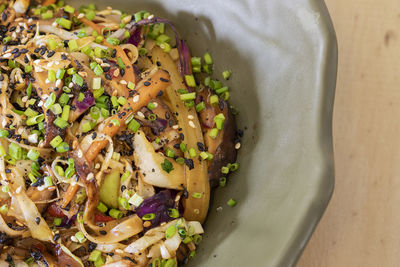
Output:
[{"xmin": 0, "ymin": 0, "xmax": 241, "ymax": 266}]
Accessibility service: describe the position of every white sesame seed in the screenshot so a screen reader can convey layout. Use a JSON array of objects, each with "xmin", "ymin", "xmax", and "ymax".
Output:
[
  {"xmin": 28, "ymin": 18, "xmax": 33, "ymax": 24},
  {"xmin": 189, "ymin": 121, "xmax": 196, "ymax": 128},
  {"xmin": 148, "ymin": 14, "xmax": 154, "ymax": 19},
  {"xmin": 86, "ymin": 172, "xmax": 94, "ymax": 181},
  {"xmin": 132, "ymin": 95, "xmax": 139, "ymax": 103},
  {"xmin": 188, "ymin": 115, "xmax": 194, "ymax": 120},
  {"xmin": 26, "ymin": 54, "xmax": 31, "ymax": 61},
  {"xmin": 11, "ymin": 32, "xmax": 16, "ymax": 39},
  {"xmin": 15, "ymin": 221, "xmax": 24, "ymax": 226},
  {"xmin": 153, "ymin": 102, "xmax": 158, "ymax": 108},
  {"xmin": 21, "ymin": 37, "xmax": 28, "ymax": 44},
  {"xmin": 115, "ymin": 249, "xmax": 124, "ymax": 254},
  {"xmin": 47, "ymin": 62, "xmax": 54, "ymax": 68},
  {"xmin": 68, "ymin": 82, "xmax": 73, "ymax": 88},
  {"xmin": 137, "ymin": 111, "xmax": 145, "ymax": 118},
  {"xmin": 45, "ymin": 79, "xmax": 50, "ymax": 84},
  {"xmin": 16, "ymin": 186, "xmax": 22, "ymax": 194},
  {"xmin": 113, "ymin": 68, "xmax": 120, "ymax": 77},
  {"xmin": 22, "ymin": 96, "xmax": 28, "ymax": 102},
  {"xmin": 55, "ymin": 79, "xmax": 62, "ymax": 87},
  {"xmin": 95, "ymin": 58, "xmax": 103, "ymax": 64},
  {"xmin": 235, "ymin": 142, "xmax": 241, "ymax": 149},
  {"xmin": 78, "ymin": 13, "xmax": 85, "ymax": 19},
  {"xmin": 34, "ymin": 59, "xmax": 40, "ymax": 64},
  {"xmin": 100, "ymin": 63, "xmax": 110, "ymax": 68},
  {"xmin": 95, "ymin": 163, "xmax": 100, "ymax": 169},
  {"xmin": 70, "ymin": 236, "xmax": 78, "ymax": 242},
  {"xmin": 120, "ymin": 80, "xmax": 127, "ymax": 85},
  {"xmin": 216, "ymin": 206, "xmax": 223, "ymax": 212},
  {"xmin": 172, "ymin": 125, "xmax": 179, "ymax": 129},
  {"xmin": 15, "ymin": 28, "xmax": 20, "ymax": 34},
  {"xmin": 55, "ymin": 61, "xmax": 60, "ymax": 65},
  {"xmin": 2, "ymin": 53, "xmax": 11, "ymax": 59},
  {"xmin": 38, "ymin": 100, "xmax": 43, "ymax": 107},
  {"xmin": 77, "ymin": 150, "xmax": 82, "ymax": 158},
  {"xmin": 78, "ymin": 71, "xmax": 87, "ymax": 78},
  {"xmin": 52, "ymin": 21, "xmax": 58, "ymax": 27}
]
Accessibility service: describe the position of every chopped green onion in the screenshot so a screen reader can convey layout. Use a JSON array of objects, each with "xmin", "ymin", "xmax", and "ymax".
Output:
[
  {"xmin": 139, "ymin": 48, "xmax": 147, "ymax": 56},
  {"xmin": 128, "ymin": 193, "xmax": 143, "ymax": 206},
  {"xmin": 92, "ymin": 77, "xmax": 101, "ymax": 90},
  {"xmin": 56, "ymin": 68, "xmax": 66, "ymax": 80},
  {"xmin": 50, "ymin": 136, "xmax": 63, "ymax": 148},
  {"xmin": 219, "ymin": 177, "xmax": 227, "ymax": 187},
  {"xmin": 64, "ymin": 5, "xmax": 75, "ymax": 13},
  {"xmin": 127, "ymin": 81, "xmax": 135, "ymax": 90},
  {"xmin": 109, "ymin": 209, "xmax": 123, "ymax": 219},
  {"xmin": 229, "ymin": 162, "xmax": 239, "ymax": 171},
  {"xmin": 51, "ymin": 103, "xmax": 62, "ymax": 115},
  {"xmin": 210, "ymin": 95, "xmax": 219, "ymax": 105},
  {"xmin": 74, "ymin": 231, "xmax": 86, "ymax": 243},
  {"xmin": 25, "ymin": 64, "xmax": 33, "ymax": 73},
  {"xmin": 89, "ymin": 106, "xmax": 100, "ymax": 120},
  {"xmin": 199, "ymin": 151, "xmax": 209, "ymax": 160},
  {"xmin": 192, "ymin": 65, "xmax": 201, "ymax": 73},
  {"xmin": 176, "ymin": 157, "xmax": 185, "ymax": 165},
  {"xmin": 184, "ymin": 75, "xmax": 196, "ymax": 87},
  {"xmin": 44, "ymin": 92, "xmax": 56, "ymax": 109},
  {"xmin": 178, "ymin": 143, "xmax": 186, "ymax": 153},
  {"xmin": 78, "ymin": 92, "xmax": 85, "ymax": 102},
  {"xmin": 41, "ymin": 10, "xmax": 53, "ymax": 19},
  {"xmin": 156, "ymin": 34, "xmax": 171, "ymax": 44},
  {"xmin": 117, "ymin": 96, "xmax": 127, "ymax": 106},
  {"xmin": 48, "ymin": 70, "xmax": 56, "ymax": 82},
  {"xmin": 106, "ymin": 37, "xmax": 120, "ymax": 46},
  {"xmin": 147, "ymin": 102, "xmax": 156, "ymax": 111},
  {"xmin": 214, "ymin": 113, "xmax": 226, "ymax": 130},
  {"xmin": 72, "ymin": 74, "xmax": 84, "ymax": 86},
  {"xmin": 55, "ymin": 165, "xmax": 64, "ymax": 176},
  {"xmin": 53, "ymin": 217, "xmax": 62, "ymax": 226},
  {"xmin": 180, "ymin": 92, "xmax": 196, "ymax": 101},
  {"xmin": 159, "ymin": 42, "xmax": 171, "ymax": 53},
  {"xmin": 227, "ymin": 198, "xmax": 237, "ymax": 207},
  {"xmin": 192, "ymin": 192, "xmax": 203, "ymax": 199},
  {"xmin": 222, "ymin": 70, "xmax": 232, "ymax": 80},
  {"xmin": 89, "ymin": 250, "xmax": 102, "ymax": 262},
  {"xmin": 1, "ymin": 185, "xmax": 9, "ymax": 193},
  {"xmin": 121, "ymin": 171, "xmax": 131, "ymax": 182},
  {"xmin": 100, "ymin": 108, "xmax": 109, "ymax": 118},
  {"xmin": 193, "ymin": 234, "xmax": 203, "ymax": 245},
  {"xmin": 81, "ymin": 121, "xmax": 93, "ymax": 133},
  {"xmin": 61, "ymin": 105, "xmax": 70, "ymax": 121},
  {"xmin": 58, "ymin": 93, "xmax": 70, "ymax": 106},
  {"xmin": 47, "ymin": 38, "xmax": 57, "ymax": 50},
  {"xmin": 191, "ymin": 57, "xmax": 201, "ymax": 67},
  {"xmin": 97, "ymin": 202, "xmax": 108, "ymax": 213},
  {"xmin": 128, "ymin": 119, "xmax": 140, "ymax": 132},
  {"xmin": 56, "ymin": 142, "xmax": 69, "ymax": 153},
  {"xmin": 112, "ymin": 152, "xmax": 120, "ymax": 161},
  {"xmin": 0, "ymin": 129, "xmax": 8, "ymax": 138},
  {"xmin": 2, "ymin": 36, "xmax": 11, "ymax": 44},
  {"xmin": 216, "ymin": 86, "xmax": 229, "ymax": 95},
  {"xmin": 165, "ymin": 148, "xmax": 175, "ymax": 158},
  {"xmin": 221, "ymin": 166, "xmax": 230, "ymax": 174},
  {"xmin": 95, "ymin": 35, "xmax": 104, "ymax": 44},
  {"xmin": 93, "ymin": 87, "xmax": 104, "ymax": 98},
  {"xmin": 44, "ymin": 176, "xmax": 53, "ymax": 187},
  {"xmin": 54, "ymin": 117, "xmax": 68, "ymax": 129},
  {"xmin": 203, "ymin": 52, "xmax": 213, "ymax": 65},
  {"xmin": 27, "ymin": 149, "xmax": 40, "ymax": 161},
  {"xmin": 85, "ymin": 10, "xmax": 95, "ymax": 20},
  {"xmin": 165, "ymin": 225, "xmax": 176, "ymax": 239},
  {"xmin": 9, "ymin": 143, "xmax": 22, "ymax": 160},
  {"xmin": 195, "ymin": 101, "xmax": 205, "ymax": 112},
  {"xmin": 25, "ymin": 114, "xmax": 44, "ymax": 126},
  {"xmin": 203, "ymin": 64, "xmax": 212, "ymax": 74},
  {"xmin": 117, "ymin": 57, "xmax": 125, "ymax": 69},
  {"xmin": 93, "ymin": 64, "xmax": 103, "ymax": 76},
  {"xmin": 94, "ymin": 257, "xmax": 104, "ymax": 267},
  {"xmin": 189, "ymin": 148, "xmax": 197, "ymax": 158},
  {"xmin": 68, "ymin": 39, "xmax": 79, "ymax": 52},
  {"xmin": 67, "ymin": 67, "xmax": 76, "ymax": 75},
  {"xmin": 134, "ymin": 11, "xmax": 142, "ymax": 22},
  {"xmin": 142, "ymin": 213, "xmax": 156, "ymax": 221},
  {"xmin": 24, "ymin": 108, "xmax": 38, "ymax": 118},
  {"xmin": 164, "ymin": 259, "xmax": 176, "ymax": 267},
  {"xmin": 209, "ymin": 128, "xmax": 219, "ymax": 139},
  {"xmin": 118, "ymin": 197, "xmax": 130, "ymax": 210},
  {"xmin": 124, "ymin": 30, "xmax": 130, "ymax": 39},
  {"xmin": 168, "ymin": 208, "xmax": 180, "ymax": 218}
]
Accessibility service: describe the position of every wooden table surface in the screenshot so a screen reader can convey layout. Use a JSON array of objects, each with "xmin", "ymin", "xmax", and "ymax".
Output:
[{"xmin": 297, "ymin": 0, "xmax": 400, "ymax": 266}]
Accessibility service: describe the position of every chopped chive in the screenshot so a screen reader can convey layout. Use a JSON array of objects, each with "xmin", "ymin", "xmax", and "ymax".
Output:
[
  {"xmin": 165, "ymin": 148, "xmax": 175, "ymax": 158},
  {"xmin": 56, "ymin": 142, "xmax": 69, "ymax": 153},
  {"xmin": 58, "ymin": 93, "xmax": 70, "ymax": 106},
  {"xmin": 41, "ymin": 10, "xmax": 53, "ymax": 19},
  {"xmin": 214, "ymin": 113, "xmax": 226, "ymax": 130},
  {"xmin": 159, "ymin": 42, "xmax": 171, "ymax": 53},
  {"xmin": 128, "ymin": 119, "xmax": 140, "ymax": 132},
  {"xmin": 75, "ymin": 231, "xmax": 86, "ymax": 243},
  {"xmin": 93, "ymin": 64, "xmax": 103, "ymax": 76},
  {"xmin": 222, "ymin": 70, "xmax": 232, "ymax": 80},
  {"xmin": 117, "ymin": 96, "xmax": 127, "ymax": 106},
  {"xmin": 106, "ymin": 37, "xmax": 120, "ymax": 46},
  {"xmin": 216, "ymin": 86, "xmax": 229, "ymax": 95},
  {"xmin": 44, "ymin": 93, "xmax": 56, "ymax": 109},
  {"xmin": 142, "ymin": 213, "xmax": 155, "ymax": 221},
  {"xmin": 55, "ymin": 165, "xmax": 64, "ymax": 176},
  {"xmin": 109, "ymin": 209, "xmax": 123, "ymax": 219},
  {"xmin": 81, "ymin": 121, "xmax": 93, "ymax": 133},
  {"xmin": 89, "ymin": 250, "xmax": 102, "ymax": 262},
  {"xmin": 95, "ymin": 35, "xmax": 104, "ymax": 43},
  {"xmin": 210, "ymin": 95, "xmax": 219, "ymax": 105},
  {"xmin": 0, "ymin": 145, "xmax": 6, "ymax": 157},
  {"xmin": 191, "ymin": 57, "xmax": 201, "ymax": 67},
  {"xmin": 56, "ymin": 68, "xmax": 66, "ymax": 80},
  {"xmin": 64, "ymin": 5, "xmax": 75, "ymax": 13},
  {"xmin": 221, "ymin": 166, "xmax": 230, "ymax": 174},
  {"xmin": 61, "ymin": 105, "xmax": 70, "ymax": 121},
  {"xmin": 24, "ymin": 108, "xmax": 38, "ymax": 118},
  {"xmin": 168, "ymin": 208, "xmax": 180, "ymax": 218},
  {"xmin": 179, "ymin": 143, "xmax": 187, "ymax": 153},
  {"xmin": 93, "ymin": 87, "xmax": 104, "ymax": 98},
  {"xmin": 85, "ymin": 10, "xmax": 96, "ymax": 20},
  {"xmin": 9, "ymin": 143, "xmax": 22, "ymax": 160},
  {"xmin": 51, "ymin": 103, "xmax": 62, "ymax": 115},
  {"xmin": 44, "ymin": 176, "xmax": 53, "ymax": 187},
  {"xmin": 26, "ymin": 114, "xmax": 45, "ymax": 126},
  {"xmin": 127, "ymin": 81, "xmax": 135, "ymax": 90},
  {"xmin": 139, "ymin": 48, "xmax": 147, "ymax": 56},
  {"xmin": 219, "ymin": 177, "xmax": 227, "ymax": 187},
  {"xmin": 203, "ymin": 52, "xmax": 213, "ymax": 65},
  {"xmin": 72, "ymin": 74, "xmax": 84, "ymax": 86},
  {"xmin": 147, "ymin": 102, "xmax": 156, "ymax": 110}
]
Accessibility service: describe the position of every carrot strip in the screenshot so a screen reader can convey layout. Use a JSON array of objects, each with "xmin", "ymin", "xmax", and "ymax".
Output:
[
  {"xmin": 78, "ymin": 16, "xmax": 104, "ymax": 34},
  {"xmin": 42, "ymin": 0, "xmax": 56, "ymax": 5},
  {"xmin": 103, "ymin": 42, "xmax": 137, "ymax": 86},
  {"xmin": 61, "ymin": 184, "xmax": 80, "ymax": 208},
  {"xmin": 85, "ymin": 69, "xmax": 171, "ymax": 162}
]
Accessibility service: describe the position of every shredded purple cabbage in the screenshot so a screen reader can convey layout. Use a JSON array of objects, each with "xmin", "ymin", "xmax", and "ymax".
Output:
[
  {"xmin": 136, "ymin": 190, "xmax": 181, "ymax": 229},
  {"xmin": 128, "ymin": 17, "xmax": 193, "ymax": 91},
  {"xmin": 127, "ymin": 27, "xmax": 142, "ymax": 46},
  {"xmin": 76, "ymin": 91, "xmax": 95, "ymax": 111}
]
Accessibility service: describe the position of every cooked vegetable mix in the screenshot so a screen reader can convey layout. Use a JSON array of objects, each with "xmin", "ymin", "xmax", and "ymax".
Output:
[{"xmin": 0, "ymin": 0, "xmax": 241, "ymax": 266}]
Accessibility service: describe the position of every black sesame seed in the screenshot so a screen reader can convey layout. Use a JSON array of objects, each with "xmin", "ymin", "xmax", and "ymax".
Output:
[
  {"xmin": 47, "ymin": 50, "xmax": 55, "ymax": 57},
  {"xmin": 157, "ymin": 91, "xmax": 163, "ymax": 97},
  {"xmin": 105, "ymin": 73, "xmax": 112, "ymax": 80},
  {"xmin": 5, "ymin": 169, "xmax": 10, "ymax": 173},
  {"xmin": 156, "ymin": 61, "xmax": 161, "ymax": 66},
  {"xmin": 160, "ymin": 77, "xmax": 169, "ymax": 82},
  {"xmin": 99, "ymin": 230, "xmax": 107, "ymax": 235},
  {"xmin": 197, "ymin": 142, "xmax": 205, "ymax": 151},
  {"xmin": 144, "ymin": 81, "xmax": 151, "ymax": 86},
  {"xmin": 121, "ymin": 185, "xmax": 126, "ymax": 192},
  {"xmin": 88, "ymin": 242, "xmax": 97, "ymax": 252},
  {"xmin": 53, "ymin": 234, "xmax": 60, "ymax": 242},
  {"xmin": 61, "ymin": 53, "xmax": 68, "ymax": 60}
]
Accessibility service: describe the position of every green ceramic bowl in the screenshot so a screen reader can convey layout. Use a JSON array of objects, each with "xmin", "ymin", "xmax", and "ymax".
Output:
[{"xmin": 71, "ymin": 0, "xmax": 337, "ymax": 265}]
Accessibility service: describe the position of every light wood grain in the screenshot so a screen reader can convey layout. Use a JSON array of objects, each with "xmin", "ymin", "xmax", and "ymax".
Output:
[{"xmin": 297, "ymin": 1, "xmax": 400, "ymax": 266}]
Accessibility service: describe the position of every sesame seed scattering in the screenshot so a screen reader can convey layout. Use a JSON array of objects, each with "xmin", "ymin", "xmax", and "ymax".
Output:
[{"xmin": 0, "ymin": 1, "xmax": 242, "ymax": 266}]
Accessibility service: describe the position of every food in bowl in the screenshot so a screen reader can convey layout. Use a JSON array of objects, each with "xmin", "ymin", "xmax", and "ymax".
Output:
[{"xmin": 0, "ymin": 0, "xmax": 240, "ymax": 266}]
